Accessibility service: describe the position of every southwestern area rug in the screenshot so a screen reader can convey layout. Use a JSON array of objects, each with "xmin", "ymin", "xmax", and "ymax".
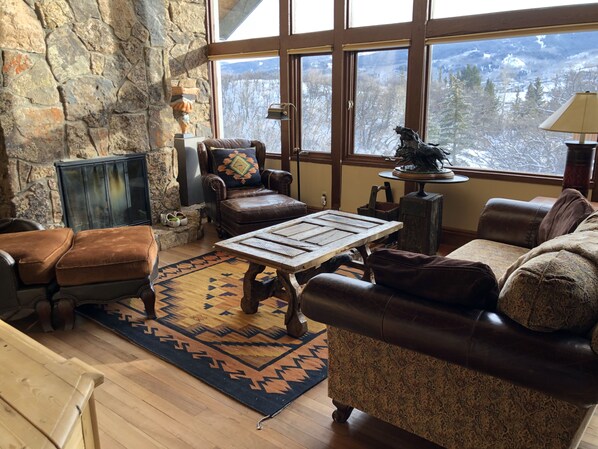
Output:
[{"xmin": 78, "ymin": 250, "xmax": 346, "ymax": 417}]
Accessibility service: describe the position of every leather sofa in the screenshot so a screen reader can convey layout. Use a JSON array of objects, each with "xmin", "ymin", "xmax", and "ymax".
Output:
[
  {"xmin": 302, "ymin": 198, "xmax": 598, "ymax": 449},
  {"xmin": 198, "ymin": 138, "xmax": 306, "ymax": 237}
]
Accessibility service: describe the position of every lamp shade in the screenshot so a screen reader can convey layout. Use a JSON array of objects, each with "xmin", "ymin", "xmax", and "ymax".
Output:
[{"xmin": 539, "ymin": 92, "xmax": 598, "ymax": 134}]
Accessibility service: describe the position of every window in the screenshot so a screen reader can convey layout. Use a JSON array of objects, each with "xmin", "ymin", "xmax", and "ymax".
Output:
[
  {"xmin": 216, "ymin": 57, "xmax": 282, "ymax": 153},
  {"xmin": 352, "ymin": 48, "xmax": 409, "ymax": 155},
  {"xmin": 300, "ymin": 55, "xmax": 333, "ymax": 152},
  {"xmin": 426, "ymin": 30, "xmax": 598, "ymax": 175},
  {"xmin": 293, "ymin": 0, "xmax": 334, "ymax": 34},
  {"xmin": 431, "ymin": 0, "xmax": 597, "ymax": 19},
  {"xmin": 213, "ymin": 0, "xmax": 279, "ymax": 41},
  {"xmin": 349, "ymin": 0, "xmax": 412, "ymax": 28}
]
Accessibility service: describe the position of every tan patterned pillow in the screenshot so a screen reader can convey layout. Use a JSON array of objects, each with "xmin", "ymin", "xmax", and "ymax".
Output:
[
  {"xmin": 576, "ymin": 211, "xmax": 598, "ymax": 233},
  {"xmin": 498, "ymin": 249, "xmax": 598, "ymax": 334}
]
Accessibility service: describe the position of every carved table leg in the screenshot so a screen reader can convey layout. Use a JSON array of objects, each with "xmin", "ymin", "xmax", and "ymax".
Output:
[
  {"xmin": 355, "ymin": 244, "xmax": 373, "ymax": 282},
  {"xmin": 332, "ymin": 400, "xmax": 354, "ymax": 423},
  {"xmin": 241, "ymin": 262, "xmax": 267, "ymax": 314},
  {"xmin": 277, "ymin": 271, "xmax": 308, "ymax": 338}
]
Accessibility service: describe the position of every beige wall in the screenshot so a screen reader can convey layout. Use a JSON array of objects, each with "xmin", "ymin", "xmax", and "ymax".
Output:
[{"xmin": 297, "ymin": 163, "xmax": 564, "ymax": 232}]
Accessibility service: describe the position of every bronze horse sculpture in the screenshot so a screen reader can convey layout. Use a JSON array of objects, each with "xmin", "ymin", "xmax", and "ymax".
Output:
[{"xmin": 393, "ymin": 126, "xmax": 451, "ymax": 172}]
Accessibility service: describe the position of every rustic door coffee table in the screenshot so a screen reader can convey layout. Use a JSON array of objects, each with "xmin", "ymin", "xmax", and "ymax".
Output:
[{"xmin": 215, "ymin": 210, "xmax": 402, "ymax": 337}]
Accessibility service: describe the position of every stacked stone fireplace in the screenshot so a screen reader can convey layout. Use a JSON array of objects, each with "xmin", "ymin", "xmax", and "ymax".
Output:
[{"xmin": 0, "ymin": 0, "xmax": 210, "ymax": 228}]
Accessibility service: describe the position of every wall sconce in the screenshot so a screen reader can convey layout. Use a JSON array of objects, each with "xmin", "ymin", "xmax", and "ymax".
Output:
[
  {"xmin": 170, "ymin": 86, "xmax": 197, "ymax": 138},
  {"xmin": 539, "ymin": 91, "xmax": 598, "ymax": 197},
  {"xmin": 266, "ymin": 103, "xmax": 305, "ymax": 202}
]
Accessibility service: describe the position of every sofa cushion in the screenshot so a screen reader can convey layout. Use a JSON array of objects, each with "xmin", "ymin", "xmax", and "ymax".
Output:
[
  {"xmin": 448, "ymin": 239, "xmax": 529, "ymax": 280},
  {"xmin": 498, "ymin": 231, "xmax": 598, "ymax": 334},
  {"xmin": 369, "ymin": 248, "xmax": 499, "ymax": 309},
  {"xmin": 56, "ymin": 226, "xmax": 158, "ymax": 286},
  {"xmin": 591, "ymin": 324, "xmax": 598, "ymax": 355},
  {"xmin": 576, "ymin": 211, "xmax": 598, "ymax": 233},
  {"xmin": 210, "ymin": 148, "xmax": 261, "ymax": 188},
  {"xmin": 0, "ymin": 228, "xmax": 74, "ymax": 284},
  {"xmin": 537, "ymin": 188, "xmax": 594, "ymax": 244}
]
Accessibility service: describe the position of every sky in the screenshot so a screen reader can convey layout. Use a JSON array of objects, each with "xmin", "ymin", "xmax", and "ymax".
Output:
[{"xmin": 220, "ymin": 0, "xmax": 597, "ymax": 41}]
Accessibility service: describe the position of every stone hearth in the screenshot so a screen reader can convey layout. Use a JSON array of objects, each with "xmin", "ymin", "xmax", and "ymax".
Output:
[{"xmin": 0, "ymin": 0, "xmax": 211, "ymax": 232}]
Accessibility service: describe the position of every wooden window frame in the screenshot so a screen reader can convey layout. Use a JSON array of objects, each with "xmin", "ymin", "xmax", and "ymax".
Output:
[{"xmin": 206, "ymin": 1, "xmax": 598, "ymax": 205}]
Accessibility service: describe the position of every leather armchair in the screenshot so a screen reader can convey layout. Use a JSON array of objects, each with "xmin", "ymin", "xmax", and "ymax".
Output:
[
  {"xmin": 302, "ymin": 198, "xmax": 597, "ymax": 449},
  {"xmin": 0, "ymin": 218, "xmax": 74, "ymax": 332},
  {"xmin": 199, "ymin": 138, "xmax": 303, "ymax": 237}
]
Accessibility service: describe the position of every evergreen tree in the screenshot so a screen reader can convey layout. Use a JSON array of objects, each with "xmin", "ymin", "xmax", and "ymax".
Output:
[{"xmin": 438, "ymin": 74, "xmax": 470, "ymax": 164}]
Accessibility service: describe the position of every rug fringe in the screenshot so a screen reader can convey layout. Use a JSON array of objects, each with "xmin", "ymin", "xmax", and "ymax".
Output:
[{"xmin": 256, "ymin": 402, "xmax": 293, "ymax": 430}]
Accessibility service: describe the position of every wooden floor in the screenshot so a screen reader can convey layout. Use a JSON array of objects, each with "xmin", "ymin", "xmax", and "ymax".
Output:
[{"xmin": 17, "ymin": 223, "xmax": 598, "ymax": 449}]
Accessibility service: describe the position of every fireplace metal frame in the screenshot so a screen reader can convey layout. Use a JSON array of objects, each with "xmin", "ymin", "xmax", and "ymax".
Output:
[{"xmin": 55, "ymin": 154, "xmax": 152, "ymax": 232}]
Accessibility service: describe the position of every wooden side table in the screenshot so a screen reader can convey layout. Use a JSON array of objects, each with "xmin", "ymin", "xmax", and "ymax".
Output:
[
  {"xmin": 0, "ymin": 320, "xmax": 104, "ymax": 448},
  {"xmin": 379, "ymin": 171, "xmax": 469, "ymax": 255}
]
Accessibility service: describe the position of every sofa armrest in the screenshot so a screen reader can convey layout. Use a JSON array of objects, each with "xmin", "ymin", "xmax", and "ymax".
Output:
[
  {"xmin": 201, "ymin": 173, "xmax": 227, "ymax": 202},
  {"xmin": 477, "ymin": 198, "xmax": 551, "ymax": 248},
  {"xmin": 0, "ymin": 218, "xmax": 45, "ymax": 233},
  {"xmin": 261, "ymin": 169, "xmax": 292, "ymax": 196},
  {"xmin": 0, "ymin": 250, "xmax": 22, "ymax": 313},
  {"xmin": 302, "ymin": 273, "xmax": 598, "ymax": 406}
]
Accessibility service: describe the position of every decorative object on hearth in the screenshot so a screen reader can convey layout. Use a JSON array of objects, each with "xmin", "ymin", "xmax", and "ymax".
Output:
[
  {"xmin": 170, "ymin": 86, "xmax": 197, "ymax": 137},
  {"xmin": 77, "ymin": 251, "xmax": 360, "ymax": 417},
  {"xmin": 392, "ymin": 126, "xmax": 454, "ymax": 179},
  {"xmin": 539, "ymin": 91, "xmax": 598, "ymax": 197},
  {"xmin": 266, "ymin": 102, "xmax": 306, "ymax": 201}
]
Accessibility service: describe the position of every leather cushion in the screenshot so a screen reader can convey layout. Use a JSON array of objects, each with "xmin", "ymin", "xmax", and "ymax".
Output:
[
  {"xmin": 210, "ymin": 148, "xmax": 261, "ymax": 188},
  {"xmin": 0, "ymin": 228, "xmax": 74, "ymax": 285},
  {"xmin": 538, "ymin": 188, "xmax": 594, "ymax": 244},
  {"xmin": 369, "ymin": 248, "xmax": 499, "ymax": 310},
  {"xmin": 220, "ymin": 195, "xmax": 307, "ymax": 224},
  {"xmin": 56, "ymin": 226, "xmax": 158, "ymax": 286},
  {"xmin": 227, "ymin": 186, "xmax": 275, "ymax": 199},
  {"xmin": 498, "ymin": 249, "xmax": 598, "ymax": 334}
]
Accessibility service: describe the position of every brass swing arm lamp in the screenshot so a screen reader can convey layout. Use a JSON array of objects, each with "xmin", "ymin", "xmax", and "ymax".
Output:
[{"xmin": 266, "ymin": 102, "xmax": 305, "ymax": 201}]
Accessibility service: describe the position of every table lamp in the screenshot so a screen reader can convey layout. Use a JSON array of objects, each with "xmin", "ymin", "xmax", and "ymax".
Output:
[
  {"xmin": 539, "ymin": 91, "xmax": 598, "ymax": 197},
  {"xmin": 266, "ymin": 103, "xmax": 304, "ymax": 201}
]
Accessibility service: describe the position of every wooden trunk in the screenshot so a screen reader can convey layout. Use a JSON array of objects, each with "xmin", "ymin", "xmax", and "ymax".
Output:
[
  {"xmin": 398, "ymin": 192, "xmax": 443, "ymax": 255},
  {"xmin": 0, "ymin": 320, "xmax": 104, "ymax": 448}
]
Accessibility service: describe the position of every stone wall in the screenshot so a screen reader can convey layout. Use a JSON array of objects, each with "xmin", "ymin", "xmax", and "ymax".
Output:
[{"xmin": 0, "ymin": 0, "xmax": 211, "ymax": 227}]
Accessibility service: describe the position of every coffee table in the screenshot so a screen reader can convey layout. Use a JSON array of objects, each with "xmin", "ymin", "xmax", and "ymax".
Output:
[{"xmin": 215, "ymin": 210, "xmax": 402, "ymax": 337}]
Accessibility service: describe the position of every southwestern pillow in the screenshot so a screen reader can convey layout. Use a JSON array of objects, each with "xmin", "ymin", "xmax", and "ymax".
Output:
[
  {"xmin": 210, "ymin": 148, "xmax": 261, "ymax": 188},
  {"xmin": 369, "ymin": 248, "xmax": 499, "ymax": 310},
  {"xmin": 537, "ymin": 188, "xmax": 594, "ymax": 244}
]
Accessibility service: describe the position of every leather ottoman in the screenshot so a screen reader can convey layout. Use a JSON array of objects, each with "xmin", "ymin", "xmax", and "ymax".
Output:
[
  {"xmin": 220, "ymin": 194, "xmax": 307, "ymax": 236},
  {"xmin": 54, "ymin": 226, "xmax": 159, "ymax": 329}
]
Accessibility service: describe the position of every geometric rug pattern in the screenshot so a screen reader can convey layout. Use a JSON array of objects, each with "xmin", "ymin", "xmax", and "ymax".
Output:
[{"xmin": 78, "ymin": 250, "xmax": 348, "ymax": 416}]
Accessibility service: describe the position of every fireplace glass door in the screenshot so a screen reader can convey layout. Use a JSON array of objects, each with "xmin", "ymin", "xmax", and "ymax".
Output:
[{"xmin": 55, "ymin": 155, "xmax": 151, "ymax": 232}]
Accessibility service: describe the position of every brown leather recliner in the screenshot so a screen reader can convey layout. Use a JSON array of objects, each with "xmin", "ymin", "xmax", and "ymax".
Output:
[
  {"xmin": 199, "ymin": 138, "xmax": 306, "ymax": 237},
  {"xmin": 0, "ymin": 218, "xmax": 74, "ymax": 331}
]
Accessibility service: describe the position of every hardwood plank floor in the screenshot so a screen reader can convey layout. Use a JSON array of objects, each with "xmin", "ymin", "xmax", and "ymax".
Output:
[{"xmin": 16, "ymin": 222, "xmax": 597, "ymax": 448}]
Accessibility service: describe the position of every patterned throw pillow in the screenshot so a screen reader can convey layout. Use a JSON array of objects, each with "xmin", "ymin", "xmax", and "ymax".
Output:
[{"xmin": 210, "ymin": 148, "xmax": 261, "ymax": 188}]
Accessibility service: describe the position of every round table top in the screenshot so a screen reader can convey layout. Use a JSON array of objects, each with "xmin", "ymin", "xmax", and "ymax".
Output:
[{"xmin": 379, "ymin": 171, "xmax": 469, "ymax": 184}]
